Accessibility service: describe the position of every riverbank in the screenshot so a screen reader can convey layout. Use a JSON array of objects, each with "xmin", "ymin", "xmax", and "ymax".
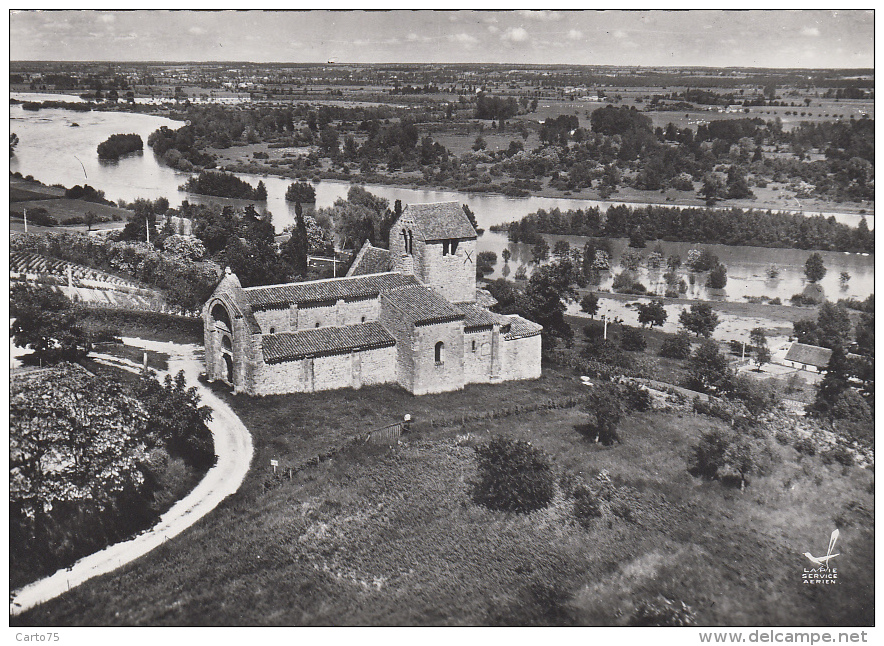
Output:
[{"xmin": 211, "ymin": 142, "xmax": 874, "ymax": 218}]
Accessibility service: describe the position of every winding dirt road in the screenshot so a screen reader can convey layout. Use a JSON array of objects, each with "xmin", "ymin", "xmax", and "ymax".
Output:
[{"xmin": 9, "ymin": 338, "xmax": 253, "ymax": 616}]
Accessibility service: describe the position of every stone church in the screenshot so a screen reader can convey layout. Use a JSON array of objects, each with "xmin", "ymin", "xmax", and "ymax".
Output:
[{"xmin": 202, "ymin": 202, "xmax": 542, "ymax": 396}]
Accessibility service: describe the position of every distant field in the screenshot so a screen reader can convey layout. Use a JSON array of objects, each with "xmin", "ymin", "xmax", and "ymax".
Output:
[{"xmin": 9, "ymin": 198, "xmax": 131, "ymax": 224}]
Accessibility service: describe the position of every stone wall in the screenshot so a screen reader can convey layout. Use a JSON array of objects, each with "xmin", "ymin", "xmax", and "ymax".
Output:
[
  {"xmin": 412, "ymin": 320, "xmax": 465, "ymax": 395},
  {"xmin": 293, "ymin": 297, "xmax": 380, "ymax": 330},
  {"xmin": 249, "ymin": 345, "xmax": 397, "ymax": 396},
  {"xmin": 252, "ymin": 306, "xmax": 292, "ymax": 334},
  {"xmin": 419, "ymin": 238, "xmax": 477, "ymax": 303},
  {"xmin": 463, "ymin": 328, "xmax": 494, "ymax": 384},
  {"xmin": 378, "ymin": 298, "xmax": 415, "ymax": 392},
  {"xmin": 500, "ymin": 334, "xmax": 542, "ymax": 382}
]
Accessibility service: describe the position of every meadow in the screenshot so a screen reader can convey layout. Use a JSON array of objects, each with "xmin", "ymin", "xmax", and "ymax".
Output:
[{"xmin": 13, "ymin": 355, "xmax": 874, "ymax": 626}]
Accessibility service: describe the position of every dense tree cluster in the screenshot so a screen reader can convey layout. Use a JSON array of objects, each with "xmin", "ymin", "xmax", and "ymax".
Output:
[
  {"xmin": 496, "ymin": 204, "xmax": 873, "ymax": 253},
  {"xmin": 97, "ymin": 133, "xmax": 143, "ymax": 160},
  {"xmin": 10, "ymin": 363, "xmax": 213, "ymax": 586},
  {"xmin": 182, "ymin": 171, "xmax": 267, "ymax": 200}
]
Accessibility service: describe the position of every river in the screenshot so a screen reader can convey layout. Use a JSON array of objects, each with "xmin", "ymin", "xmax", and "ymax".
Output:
[{"xmin": 10, "ymin": 100, "xmax": 875, "ymax": 307}]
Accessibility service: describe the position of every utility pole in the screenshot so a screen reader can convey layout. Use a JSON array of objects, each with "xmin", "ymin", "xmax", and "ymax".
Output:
[
  {"xmin": 603, "ymin": 310, "xmax": 609, "ymax": 340},
  {"xmin": 23, "ymin": 208, "xmax": 27, "ymax": 233},
  {"xmin": 146, "ymin": 218, "xmax": 150, "ymax": 245}
]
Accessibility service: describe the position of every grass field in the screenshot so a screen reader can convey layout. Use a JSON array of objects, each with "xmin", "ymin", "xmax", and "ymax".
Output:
[
  {"xmin": 13, "ymin": 354, "xmax": 874, "ymax": 626},
  {"xmin": 10, "ymin": 198, "xmax": 131, "ymax": 224}
]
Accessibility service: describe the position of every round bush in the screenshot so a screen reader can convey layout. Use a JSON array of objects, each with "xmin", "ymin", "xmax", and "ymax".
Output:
[{"xmin": 472, "ymin": 437, "xmax": 555, "ymax": 513}]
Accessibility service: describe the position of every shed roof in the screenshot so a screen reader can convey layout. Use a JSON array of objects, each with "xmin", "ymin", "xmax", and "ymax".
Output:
[
  {"xmin": 382, "ymin": 285, "xmax": 465, "ymax": 326},
  {"xmin": 785, "ymin": 342, "xmax": 832, "ymax": 368},
  {"xmin": 245, "ymin": 272, "xmax": 419, "ymax": 310},
  {"xmin": 401, "ymin": 202, "xmax": 477, "ymax": 241},
  {"xmin": 346, "ymin": 240, "xmax": 393, "ymax": 277},
  {"xmin": 261, "ymin": 321, "xmax": 395, "ymax": 363}
]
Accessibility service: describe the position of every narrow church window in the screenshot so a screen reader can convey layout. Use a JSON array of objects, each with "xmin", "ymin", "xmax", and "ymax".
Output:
[
  {"xmin": 472, "ymin": 339, "xmax": 477, "ymax": 352},
  {"xmin": 315, "ymin": 322, "xmax": 321, "ymax": 328},
  {"xmin": 442, "ymin": 240, "xmax": 450, "ymax": 256},
  {"xmin": 361, "ymin": 316, "xmax": 366, "ymax": 323},
  {"xmin": 451, "ymin": 239, "xmax": 459, "ymax": 254},
  {"xmin": 269, "ymin": 327, "xmax": 276, "ymax": 334},
  {"xmin": 435, "ymin": 341, "xmax": 444, "ymax": 365},
  {"xmin": 408, "ymin": 230, "xmax": 414, "ymax": 254},
  {"xmin": 401, "ymin": 228, "xmax": 409, "ymax": 253}
]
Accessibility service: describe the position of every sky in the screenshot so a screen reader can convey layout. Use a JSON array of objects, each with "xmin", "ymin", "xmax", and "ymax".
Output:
[{"xmin": 8, "ymin": 9, "xmax": 875, "ymax": 68}]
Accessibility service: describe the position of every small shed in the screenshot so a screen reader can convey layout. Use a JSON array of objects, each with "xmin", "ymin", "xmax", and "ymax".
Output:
[{"xmin": 784, "ymin": 342, "xmax": 832, "ymax": 373}]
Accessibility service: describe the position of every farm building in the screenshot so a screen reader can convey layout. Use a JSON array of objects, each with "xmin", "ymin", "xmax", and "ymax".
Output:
[
  {"xmin": 784, "ymin": 342, "xmax": 833, "ymax": 373},
  {"xmin": 202, "ymin": 202, "xmax": 542, "ymax": 396}
]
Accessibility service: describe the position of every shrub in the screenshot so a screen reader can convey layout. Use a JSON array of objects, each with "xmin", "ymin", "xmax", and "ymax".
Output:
[
  {"xmin": 620, "ymin": 326, "xmax": 647, "ymax": 351},
  {"xmin": 572, "ymin": 485, "xmax": 602, "ymax": 528},
  {"xmin": 660, "ymin": 333, "xmax": 692, "ymax": 359},
  {"xmin": 581, "ymin": 384, "xmax": 624, "ymax": 445},
  {"xmin": 622, "ymin": 382, "xmax": 652, "ymax": 412},
  {"xmin": 794, "ymin": 437, "xmax": 816, "ymax": 456},
  {"xmin": 630, "ymin": 598, "xmax": 698, "ymax": 627},
  {"xmin": 728, "ymin": 374, "xmax": 779, "ymax": 415},
  {"xmin": 689, "ymin": 427, "xmax": 731, "ymax": 478},
  {"xmin": 472, "ymin": 437, "xmax": 555, "ymax": 513},
  {"xmin": 693, "ymin": 398, "xmax": 734, "ymax": 424},
  {"xmin": 821, "ymin": 446, "xmax": 854, "ymax": 467}
]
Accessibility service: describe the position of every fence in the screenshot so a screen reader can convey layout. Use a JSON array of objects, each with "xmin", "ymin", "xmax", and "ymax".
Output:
[{"xmin": 363, "ymin": 422, "xmax": 405, "ymax": 445}]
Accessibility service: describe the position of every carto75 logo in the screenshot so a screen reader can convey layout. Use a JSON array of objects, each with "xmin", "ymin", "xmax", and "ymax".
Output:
[{"xmin": 803, "ymin": 529, "xmax": 840, "ymax": 568}]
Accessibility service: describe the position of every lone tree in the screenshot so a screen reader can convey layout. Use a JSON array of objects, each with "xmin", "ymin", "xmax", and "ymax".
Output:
[
  {"xmin": 637, "ymin": 299, "xmax": 667, "ymax": 328},
  {"xmin": 804, "ymin": 252, "xmax": 827, "ymax": 284},
  {"xmin": 581, "ymin": 384, "xmax": 624, "ymax": 445},
  {"xmin": 679, "ymin": 302, "xmax": 720, "ymax": 338},
  {"xmin": 749, "ymin": 327, "xmax": 771, "ymax": 370},
  {"xmin": 580, "ymin": 292, "xmax": 599, "ymax": 318},
  {"xmin": 501, "ymin": 248, "xmax": 511, "ymax": 264},
  {"xmin": 706, "ymin": 264, "xmax": 728, "ymax": 289},
  {"xmin": 471, "ymin": 437, "xmax": 555, "ymax": 513},
  {"xmin": 686, "ymin": 339, "xmax": 732, "ymax": 394}
]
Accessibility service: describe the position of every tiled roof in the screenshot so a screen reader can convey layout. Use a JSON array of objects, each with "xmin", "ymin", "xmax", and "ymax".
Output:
[
  {"xmin": 346, "ymin": 241, "xmax": 393, "ymax": 277},
  {"xmin": 382, "ymin": 285, "xmax": 465, "ymax": 326},
  {"xmin": 785, "ymin": 342, "xmax": 832, "ymax": 368},
  {"xmin": 454, "ymin": 302, "xmax": 497, "ymax": 331},
  {"xmin": 402, "ymin": 202, "xmax": 477, "ymax": 241},
  {"xmin": 262, "ymin": 322, "xmax": 395, "ymax": 363},
  {"xmin": 245, "ymin": 272, "xmax": 420, "ymax": 310},
  {"xmin": 503, "ymin": 315, "xmax": 543, "ymax": 340},
  {"xmin": 475, "ymin": 288, "xmax": 499, "ymax": 308}
]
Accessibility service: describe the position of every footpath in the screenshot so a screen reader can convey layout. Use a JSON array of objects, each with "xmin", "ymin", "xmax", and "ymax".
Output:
[{"xmin": 9, "ymin": 338, "xmax": 253, "ymax": 616}]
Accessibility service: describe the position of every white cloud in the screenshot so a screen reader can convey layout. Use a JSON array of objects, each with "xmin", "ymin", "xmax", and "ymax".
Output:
[
  {"xmin": 188, "ymin": 26, "xmax": 206, "ymax": 35},
  {"xmin": 406, "ymin": 32, "xmax": 420, "ymax": 41},
  {"xmin": 487, "ymin": 25, "xmax": 499, "ymax": 34},
  {"xmin": 502, "ymin": 27, "xmax": 529, "ymax": 43},
  {"xmin": 802, "ymin": 26, "xmax": 821, "ymax": 36},
  {"xmin": 517, "ymin": 10, "xmax": 561, "ymax": 22},
  {"xmin": 450, "ymin": 32, "xmax": 478, "ymax": 44},
  {"xmin": 613, "ymin": 30, "xmax": 628, "ymax": 39},
  {"xmin": 98, "ymin": 14, "xmax": 115, "ymax": 24},
  {"xmin": 567, "ymin": 29, "xmax": 583, "ymax": 40}
]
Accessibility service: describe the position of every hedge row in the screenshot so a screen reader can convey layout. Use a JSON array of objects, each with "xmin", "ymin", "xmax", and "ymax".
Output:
[{"xmin": 428, "ymin": 395, "xmax": 580, "ymax": 428}]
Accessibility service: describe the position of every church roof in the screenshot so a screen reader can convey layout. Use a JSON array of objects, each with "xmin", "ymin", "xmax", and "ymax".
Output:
[
  {"xmin": 346, "ymin": 240, "xmax": 393, "ymax": 277},
  {"xmin": 402, "ymin": 202, "xmax": 477, "ymax": 241},
  {"xmin": 245, "ymin": 272, "xmax": 419, "ymax": 310},
  {"xmin": 454, "ymin": 302, "xmax": 498, "ymax": 331},
  {"xmin": 503, "ymin": 315, "xmax": 543, "ymax": 340},
  {"xmin": 262, "ymin": 322, "xmax": 395, "ymax": 363},
  {"xmin": 785, "ymin": 342, "xmax": 832, "ymax": 368},
  {"xmin": 382, "ymin": 285, "xmax": 466, "ymax": 326}
]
